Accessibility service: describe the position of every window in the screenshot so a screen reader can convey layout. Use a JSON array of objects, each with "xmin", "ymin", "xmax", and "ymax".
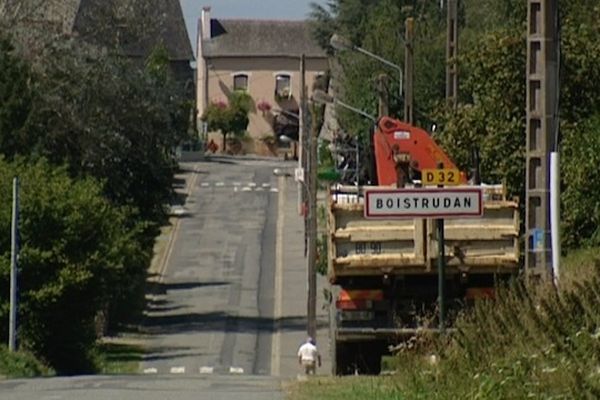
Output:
[
  {"xmin": 233, "ymin": 73, "xmax": 248, "ymax": 91},
  {"xmin": 275, "ymin": 74, "xmax": 291, "ymax": 99}
]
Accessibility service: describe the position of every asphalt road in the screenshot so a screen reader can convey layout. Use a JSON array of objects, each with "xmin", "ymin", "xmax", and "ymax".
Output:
[
  {"xmin": 141, "ymin": 156, "xmax": 286, "ymax": 376},
  {"xmin": 0, "ymin": 375, "xmax": 282, "ymax": 400},
  {"xmin": 0, "ymin": 155, "xmax": 330, "ymax": 399}
]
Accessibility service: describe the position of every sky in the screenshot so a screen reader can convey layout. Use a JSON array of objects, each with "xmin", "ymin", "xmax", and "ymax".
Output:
[{"xmin": 179, "ymin": 0, "xmax": 328, "ymax": 54}]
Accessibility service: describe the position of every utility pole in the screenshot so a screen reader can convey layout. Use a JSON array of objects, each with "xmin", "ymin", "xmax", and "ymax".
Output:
[
  {"xmin": 9, "ymin": 177, "xmax": 19, "ymax": 352},
  {"xmin": 446, "ymin": 0, "xmax": 459, "ymax": 108},
  {"xmin": 404, "ymin": 17, "xmax": 414, "ymax": 124},
  {"xmin": 299, "ymin": 54, "xmax": 307, "ymax": 216},
  {"xmin": 307, "ymin": 103, "xmax": 318, "ymax": 339},
  {"xmin": 377, "ymin": 74, "xmax": 389, "ymax": 118},
  {"xmin": 525, "ymin": 0, "xmax": 559, "ymax": 278}
]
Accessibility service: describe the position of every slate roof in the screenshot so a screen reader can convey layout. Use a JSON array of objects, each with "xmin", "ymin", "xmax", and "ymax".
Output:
[
  {"xmin": 3, "ymin": 0, "xmax": 193, "ymax": 62},
  {"xmin": 74, "ymin": 0, "xmax": 193, "ymax": 61},
  {"xmin": 202, "ymin": 19, "xmax": 325, "ymax": 58}
]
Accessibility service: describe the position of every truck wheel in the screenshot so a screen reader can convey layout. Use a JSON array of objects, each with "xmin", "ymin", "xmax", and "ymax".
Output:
[
  {"xmin": 354, "ymin": 341, "xmax": 383, "ymax": 375},
  {"xmin": 334, "ymin": 342, "xmax": 353, "ymax": 375}
]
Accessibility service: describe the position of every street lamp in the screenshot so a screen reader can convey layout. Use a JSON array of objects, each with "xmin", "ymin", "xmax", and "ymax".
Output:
[
  {"xmin": 330, "ymin": 33, "xmax": 403, "ymax": 99},
  {"xmin": 312, "ymin": 90, "xmax": 377, "ymax": 122}
]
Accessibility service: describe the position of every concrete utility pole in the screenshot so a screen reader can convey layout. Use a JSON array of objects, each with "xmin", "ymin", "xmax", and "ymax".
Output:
[
  {"xmin": 307, "ymin": 103, "xmax": 318, "ymax": 339},
  {"xmin": 446, "ymin": 0, "xmax": 459, "ymax": 107},
  {"xmin": 404, "ymin": 17, "xmax": 414, "ymax": 124},
  {"xmin": 525, "ymin": 0, "xmax": 559, "ymax": 278},
  {"xmin": 9, "ymin": 177, "xmax": 19, "ymax": 352}
]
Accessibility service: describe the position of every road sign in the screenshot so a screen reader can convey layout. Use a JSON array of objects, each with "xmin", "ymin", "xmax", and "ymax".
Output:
[
  {"xmin": 365, "ymin": 187, "xmax": 483, "ymax": 219},
  {"xmin": 421, "ymin": 168, "xmax": 461, "ymax": 186},
  {"xmin": 294, "ymin": 167, "xmax": 304, "ymax": 182}
]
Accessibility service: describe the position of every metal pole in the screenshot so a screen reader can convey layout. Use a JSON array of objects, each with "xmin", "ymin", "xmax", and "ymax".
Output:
[
  {"xmin": 436, "ymin": 164, "xmax": 445, "ymax": 332},
  {"xmin": 550, "ymin": 152, "xmax": 560, "ymax": 286},
  {"xmin": 307, "ymin": 103, "xmax": 318, "ymax": 339},
  {"xmin": 354, "ymin": 47, "xmax": 402, "ymax": 99},
  {"xmin": 437, "ymin": 219, "xmax": 445, "ymax": 332},
  {"xmin": 9, "ymin": 176, "xmax": 19, "ymax": 352}
]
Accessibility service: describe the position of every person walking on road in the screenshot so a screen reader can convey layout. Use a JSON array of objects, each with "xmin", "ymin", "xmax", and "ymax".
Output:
[{"xmin": 298, "ymin": 337, "xmax": 321, "ymax": 375}]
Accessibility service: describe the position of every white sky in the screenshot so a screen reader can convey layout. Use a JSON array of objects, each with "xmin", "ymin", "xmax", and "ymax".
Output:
[{"xmin": 180, "ymin": 0, "xmax": 328, "ymax": 54}]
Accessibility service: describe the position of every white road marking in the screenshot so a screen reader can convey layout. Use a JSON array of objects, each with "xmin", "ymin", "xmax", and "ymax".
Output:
[
  {"xmin": 229, "ymin": 366, "xmax": 244, "ymax": 374},
  {"xmin": 170, "ymin": 366, "xmax": 186, "ymax": 374},
  {"xmin": 215, "ymin": 182, "xmax": 225, "ymax": 187},
  {"xmin": 255, "ymin": 187, "xmax": 264, "ymax": 191},
  {"xmin": 234, "ymin": 187, "xmax": 239, "ymax": 192},
  {"xmin": 248, "ymin": 182, "xmax": 257, "ymax": 187},
  {"xmin": 199, "ymin": 366, "xmax": 214, "ymax": 374},
  {"xmin": 201, "ymin": 182, "xmax": 210, "ymax": 187},
  {"xmin": 270, "ymin": 188, "xmax": 279, "ymax": 193},
  {"xmin": 271, "ymin": 175, "xmax": 285, "ymax": 376},
  {"xmin": 143, "ymin": 368, "xmax": 158, "ymax": 374},
  {"xmin": 242, "ymin": 187, "xmax": 252, "ymax": 192},
  {"xmin": 262, "ymin": 183, "xmax": 271, "ymax": 187}
]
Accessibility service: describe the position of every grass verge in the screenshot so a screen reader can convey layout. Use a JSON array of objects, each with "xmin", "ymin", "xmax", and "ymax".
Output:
[
  {"xmin": 0, "ymin": 345, "xmax": 52, "ymax": 378},
  {"xmin": 93, "ymin": 341, "xmax": 144, "ymax": 375},
  {"xmin": 287, "ymin": 247, "xmax": 600, "ymax": 399},
  {"xmin": 285, "ymin": 376, "xmax": 403, "ymax": 400}
]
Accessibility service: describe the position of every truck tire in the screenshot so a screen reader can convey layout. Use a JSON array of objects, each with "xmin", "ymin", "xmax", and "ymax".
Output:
[
  {"xmin": 334, "ymin": 342, "xmax": 353, "ymax": 375},
  {"xmin": 354, "ymin": 341, "xmax": 382, "ymax": 375}
]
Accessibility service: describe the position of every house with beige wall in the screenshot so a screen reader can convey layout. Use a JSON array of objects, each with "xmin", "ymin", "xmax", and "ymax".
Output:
[{"xmin": 196, "ymin": 6, "xmax": 328, "ymax": 155}]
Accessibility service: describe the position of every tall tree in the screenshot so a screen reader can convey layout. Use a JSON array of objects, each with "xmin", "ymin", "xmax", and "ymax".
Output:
[{"xmin": 0, "ymin": 35, "xmax": 33, "ymax": 157}]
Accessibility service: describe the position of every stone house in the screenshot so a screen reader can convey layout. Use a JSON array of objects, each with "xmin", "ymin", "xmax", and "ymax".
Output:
[
  {"xmin": 2, "ymin": 0, "xmax": 193, "ymax": 93},
  {"xmin": 196, "ymin": 7, "xmax": 328, "ymax": 155}
]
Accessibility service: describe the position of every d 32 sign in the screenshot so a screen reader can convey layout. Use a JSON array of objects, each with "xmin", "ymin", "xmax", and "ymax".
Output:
[{"xmin": 421, "ymin": 168, "xmax": 461, "ymax": 186}]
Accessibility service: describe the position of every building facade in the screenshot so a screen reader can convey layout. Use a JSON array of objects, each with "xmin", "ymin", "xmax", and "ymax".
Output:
[{"xmin": 196, "ymin": 7, "xmax": 328, "ymax": 155}]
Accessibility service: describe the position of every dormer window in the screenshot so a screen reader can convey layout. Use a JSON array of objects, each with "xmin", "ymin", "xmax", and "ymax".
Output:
[
  {"xmin": 275, "ymin": 74, "xmax": 291, "ymax": 99},
  {"xmin": 233, "ymin": 73, "xmax": 248, "ymax": 91}
]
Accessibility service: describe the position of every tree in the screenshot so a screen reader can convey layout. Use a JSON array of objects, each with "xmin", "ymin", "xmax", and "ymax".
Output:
[
  {"xmin": 19, "ymin": 40, "xmax": 187, "ymax": 223},
  {"xmin": 560, "ymin": 115, "xmax": 600, "ymax": 248},
  {"xmin": 0, "ymin": 158, "xmax": 147, "ymax": 373},
  {"xmin": 201, "ymin": 91, "xmax": 252, "ymax": 152},
  {"xmin": 433, "ymin": 31, "xmax": 526, "ymax": 198},
  {"xmin": 0, "ymin": 34, "xmax": 33, "ymax": 158}
]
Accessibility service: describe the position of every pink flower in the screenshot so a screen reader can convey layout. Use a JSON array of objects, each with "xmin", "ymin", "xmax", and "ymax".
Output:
[
  {"xmin": 212, "ymin": 99, "xmax": 228, "ymax": 109},
  {"xmin": 257, "ymin": 100, "xmax": 272, "ymax": 112}
]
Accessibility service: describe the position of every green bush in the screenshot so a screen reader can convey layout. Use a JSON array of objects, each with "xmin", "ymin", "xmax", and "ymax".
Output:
[
  {"xmin": 561, "ymin": 114, "xmax": 600, "ymax": 248},
  {"xmin": 0, "ymin": 345, "xmax": 52, "ymax": 378},
  {"xmin": 0, "ymin": 159, "xmax": 147, "ymax": 374}
]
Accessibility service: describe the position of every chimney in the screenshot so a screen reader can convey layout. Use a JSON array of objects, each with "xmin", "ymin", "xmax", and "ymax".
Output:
[{"xmin": 201, "ymin": 6, "xmax": 211, "ymax": 40}]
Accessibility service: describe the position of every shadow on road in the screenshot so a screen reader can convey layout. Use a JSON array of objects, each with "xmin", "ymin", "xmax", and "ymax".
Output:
[
  {"xmin": 141, "ymin": 312, "xmax": 327, "ymax": 335},
  {"xmin": 146, "ymin": 281, "xmax": 230, "ymax": 296}
]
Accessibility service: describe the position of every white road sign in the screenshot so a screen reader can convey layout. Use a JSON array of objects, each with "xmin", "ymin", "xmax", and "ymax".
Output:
[{"xmin": 365, "ymin": 188, "xmax": 483, "ymax": 219}]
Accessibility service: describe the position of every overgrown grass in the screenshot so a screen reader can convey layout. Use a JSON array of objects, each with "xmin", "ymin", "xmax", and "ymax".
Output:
[
  {"xmin": 0, "ymin": 345, "xmax": 53, "ymax": 378},
  {"xmin": 93, "ymin": 341, "xmax": 144, "ymax": 375},
  {"xmin": 287, "ymin": 248, "xmax": 600, "ymax": 399},
  {"xmin": 285, "ymin": 376, "xmax": 404, "ymax": 400}
]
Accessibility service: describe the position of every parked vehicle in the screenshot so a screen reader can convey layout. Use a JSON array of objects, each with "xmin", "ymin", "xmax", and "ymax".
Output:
[{"xmin": 327, "ymin": 117, "xmax": 520, "ymax": 375}]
